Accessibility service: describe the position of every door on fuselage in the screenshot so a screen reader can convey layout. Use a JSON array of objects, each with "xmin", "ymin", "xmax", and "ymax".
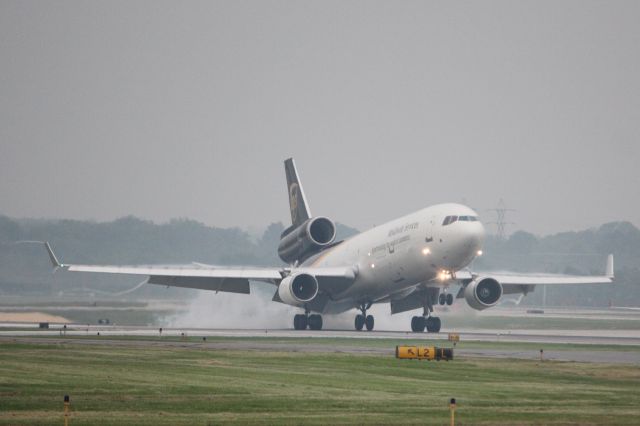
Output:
[{"xmin": 425, "ymin": 216, "xmax": 436, "ymax": 244}]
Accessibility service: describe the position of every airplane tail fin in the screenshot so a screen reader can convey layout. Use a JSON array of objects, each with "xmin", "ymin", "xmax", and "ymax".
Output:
[
  {"xmin": 606, "ymin": 254, "xmax": 614, "ymax": 279},
  {"xmin": 284, "ymin": 158, "xmax": 311, "ymax": 227}
]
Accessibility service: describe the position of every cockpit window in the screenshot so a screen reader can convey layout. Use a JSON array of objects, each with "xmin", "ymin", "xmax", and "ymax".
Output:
[
  {"xmin": 442, "ymin": 215, "xmax": 458, "ymax": 225},
  {"xmin": 443, "ymin": 215, "xmax": 478, "ymax": 225}
]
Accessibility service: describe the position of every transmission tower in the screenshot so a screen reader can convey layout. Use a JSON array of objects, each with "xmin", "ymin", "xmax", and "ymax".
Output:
[{"xmin": 486, "ymin": 199, "xmax": 515, "ymax": 240}]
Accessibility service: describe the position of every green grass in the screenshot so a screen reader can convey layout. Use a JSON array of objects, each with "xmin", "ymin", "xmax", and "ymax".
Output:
[{"xmin": 0, "ymin": 340, "xmax": 639, "ymax": 425}]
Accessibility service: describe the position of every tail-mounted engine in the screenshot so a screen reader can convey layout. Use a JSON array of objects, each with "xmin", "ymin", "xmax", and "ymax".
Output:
[
  {"xmin": 464, "ymin": 277, "xmax": 503, "ymax": 310},
  {"xmin": 277, "ymin": 273, "xmax": 319, "ymax": 306},
  {"xmin": 278, "ymin": 217, "xmax": 336, "ymax": 263}
]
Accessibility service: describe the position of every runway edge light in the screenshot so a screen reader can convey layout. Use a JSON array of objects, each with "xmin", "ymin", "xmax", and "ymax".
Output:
[
  {"xmin": 64, "ymin": 395, "xmax": 70, "ymax": 426},
  {"xmin": 450, "ymin": 398, "xmax": 456, "ymax": 426}
]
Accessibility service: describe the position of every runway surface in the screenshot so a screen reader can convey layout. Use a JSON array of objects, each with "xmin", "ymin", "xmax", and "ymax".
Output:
[
  {"xmin": 2, "ymin": 322, "xmax": 640, "ymax": 344},
  {"xmin": 1, "ymin": 324, "xmax": 639, "ymax": 364}
]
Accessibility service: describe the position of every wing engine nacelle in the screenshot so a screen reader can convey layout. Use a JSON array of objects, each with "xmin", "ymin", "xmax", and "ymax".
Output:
[
  {"xmin": 464, "ymin": 277, "xmax": 503, "ymax": 310},
  {"xmin": 278, "ymin": 273, "xmax": 319, "ymax": 306},
  {"xmin": 278, "ymin": 217, "xmax": 336, "ymax": 263}
]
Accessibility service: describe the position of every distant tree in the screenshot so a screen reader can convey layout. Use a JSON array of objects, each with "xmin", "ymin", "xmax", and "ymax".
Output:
[
  {"xmin": 505, "ymin": 231, "xmax": 538, "ymax": 255},
  {"xmin": 257, "ymin": 222, "xmax": 286, "ymax": 265},
  {"xmin": 0, "ymin": 216, "xmax": 21, "ymax": 242},
  {"xmin": 1, "ymin": 215, "xmax": 639, "ymax": 306}
]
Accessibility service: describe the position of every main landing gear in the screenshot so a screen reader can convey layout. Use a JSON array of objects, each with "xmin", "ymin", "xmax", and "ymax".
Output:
[
  {"xmin": 410, "ymin": 315, "xmax": 441, "ymax": 333},
  {"xmin": 355, "ymin": 303, "xmax": 374, "ymax": 331},
  {"xmin": 411, "ymin": 290, "xmax": 442, "ymax": 333},
  {"xmin": 293, "ymin": 308, "xmax": 323, "ymax": 330}
]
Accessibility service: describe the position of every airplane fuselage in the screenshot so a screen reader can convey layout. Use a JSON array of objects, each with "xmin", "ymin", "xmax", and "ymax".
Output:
[{"xmin": 302, "ymin": 203, "xmax": 485, "ymax": 313}]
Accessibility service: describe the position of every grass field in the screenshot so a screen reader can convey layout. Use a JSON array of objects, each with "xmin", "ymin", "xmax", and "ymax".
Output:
[{"xmin": 1, "ymin": 339, "xmax": 639, "ymax": 425}]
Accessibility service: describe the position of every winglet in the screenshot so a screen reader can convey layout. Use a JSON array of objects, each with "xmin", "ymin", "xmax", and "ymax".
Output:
[
  {"xmin": 44, "ymin": 242, "xmax": 62, "ymax": 270},
  {"xmin": 606, "ymin": 254, "xmax": 614, "ymax": 279}
]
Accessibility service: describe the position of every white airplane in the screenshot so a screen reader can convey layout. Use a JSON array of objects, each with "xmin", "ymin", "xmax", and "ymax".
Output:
[{"xmin": 44, "ymin": 158, "xmax": 614, "ymax": 332}]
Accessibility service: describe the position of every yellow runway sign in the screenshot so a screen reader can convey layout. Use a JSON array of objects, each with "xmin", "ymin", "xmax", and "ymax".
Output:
[{"xmin": 395, "ymin": 346, "xmax": 453, "ymax": 361}]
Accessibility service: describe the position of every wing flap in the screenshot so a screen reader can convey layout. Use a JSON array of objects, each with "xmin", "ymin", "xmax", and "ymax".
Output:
[{"xmin": 147, "ymin": 276, "xmax": 250, "ymax": 294}]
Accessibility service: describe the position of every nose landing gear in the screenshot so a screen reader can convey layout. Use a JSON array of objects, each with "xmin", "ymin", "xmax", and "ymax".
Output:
[
  {"xmin": 438, "ymin": 292, "xmax": 454, "ymax": 306},
  {"xmin": 355, "ymin": 303, "xmax": 374, "ymax": 331}
]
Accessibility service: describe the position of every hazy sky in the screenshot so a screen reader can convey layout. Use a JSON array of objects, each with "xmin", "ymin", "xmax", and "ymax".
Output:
[{"xmin": 1, "ymin": 1, "xmax": 639, "ymax": 236}]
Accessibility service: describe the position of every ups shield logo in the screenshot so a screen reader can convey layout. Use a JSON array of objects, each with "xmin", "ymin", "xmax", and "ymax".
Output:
[{"xmin": 289, "ymin": 183, "xmax": 301, "ymax": 223}]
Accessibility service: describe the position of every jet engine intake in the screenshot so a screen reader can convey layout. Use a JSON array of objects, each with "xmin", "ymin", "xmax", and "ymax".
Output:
[
  {"xmin": 278, "ymin": 217, "xmax": 336, "ymax": 263},
  {"xmin": 278, "ymin": 273, "xmax": 319, "ymax": 306},
  {"xmin": 464, "ymin": 277, "xmax": 503, "ymax": 310}
]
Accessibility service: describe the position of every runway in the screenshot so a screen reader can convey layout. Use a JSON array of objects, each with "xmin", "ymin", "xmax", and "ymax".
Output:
[
  {"xmin": 2, "ymin": 322, "xmax": 640, "ymax": 344},
  {"xmin": 1, "ymin": 324, "xmax": 639, "ymax": 364}
]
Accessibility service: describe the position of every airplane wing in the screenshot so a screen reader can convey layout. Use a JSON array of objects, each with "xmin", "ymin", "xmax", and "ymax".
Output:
[
  {"xmin": 44, "ymin": 242, "xmax": 355, "ymax": 295},
  {"xmin": 454, "ymin": 254, "xmax": 614, "ymax": 294},
  {"xmin": 45, "ymin": 242, "xmax": 283, "ymax": 294}
]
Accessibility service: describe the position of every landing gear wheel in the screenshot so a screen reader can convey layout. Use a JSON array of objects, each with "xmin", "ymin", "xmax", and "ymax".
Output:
[
  {"xmin": 425, "ymin": 317, "xmax": 434, "ymax": 332},
  {"xmin": 433, "ymin": 317, "xmax": 441, "ymax": 332},
  {"xmin": 446, "ymin": 293, "xmax": 454, "ymax": 306},
  {"xmin": 293, "ymin": 314, "xmax": 308, "ymax": 330},
  {"xmin": 411, "ymin": 316, "xmax": 426, "ymax": 332},
  {"xmin": 426, "ymin": 316, "xmax": 441, "ymax": 333},
  {"xmin": 293, "ymin": 314, "xmax": 300, "ymax": 330},
  {"xmin": 308, "ymin": 314, "xmax": 323, "ymax": 330},
  {"xmin": 365, "ymin": 315, "xmax": 374, "ymax": 331},
  {"xmin": 439, "ymin": 293, "xmax": 446, "ymax": 305},
  {"xmin": 355, "ymin": 314, "xmax": 365, "ymax": 331}
]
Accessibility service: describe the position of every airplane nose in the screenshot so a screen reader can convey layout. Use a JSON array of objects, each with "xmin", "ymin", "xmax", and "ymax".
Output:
[{"xmin": 468, "ymin": 222, "xmax": 485, "ymax": 252}]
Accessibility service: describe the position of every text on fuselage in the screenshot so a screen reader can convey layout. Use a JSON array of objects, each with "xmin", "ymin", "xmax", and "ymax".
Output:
[{"xmin": 388, "ymin": 222, "xmax": 419, "ymax": 237}]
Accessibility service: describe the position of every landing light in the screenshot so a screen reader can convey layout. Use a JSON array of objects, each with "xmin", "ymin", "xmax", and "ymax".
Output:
[
  {"xmin": 439, "ymin": 270, "xmax": 451, "ymax": 281},
  {"xmin": 370, "ymin": 263, "xmax": 375, "ymax": 269},
  {"xmin": 477, "ymin": 250, "xmax": 483, "ymax": 256},
  {"xmin": 422, "ymin": 247, "xmax": 431, "ymax": 255}
]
